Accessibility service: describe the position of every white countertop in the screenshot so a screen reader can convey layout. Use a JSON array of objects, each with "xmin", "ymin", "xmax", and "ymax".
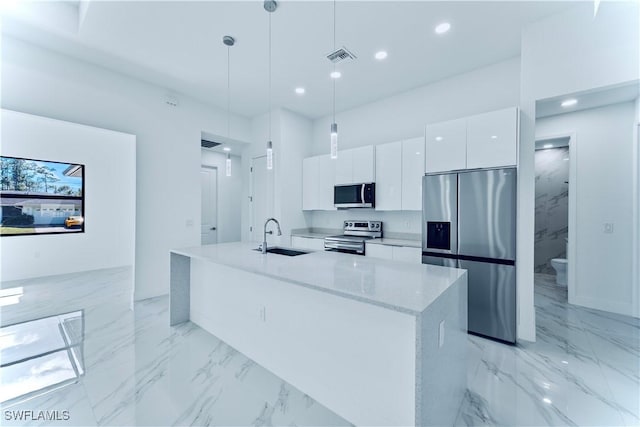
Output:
[{"xmin": 172, "ymin": 242, "xmax": 465, "ymax": 315}]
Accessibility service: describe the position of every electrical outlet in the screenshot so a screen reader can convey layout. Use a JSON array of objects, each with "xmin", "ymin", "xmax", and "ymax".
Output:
[
  {"xmin": 259, "ymin": 306, "xmax": 267, "ymax": 322},
  {"xmin": 439, "ymin": 320, "xmax": 445, "ymax": 348},
  {"xmin": 604, "ymin": 223, "xmax": 614, "ymax": 234},
  {"xmin": 185, "ymin": 219, "xmax": 194, "ymax": 227}
]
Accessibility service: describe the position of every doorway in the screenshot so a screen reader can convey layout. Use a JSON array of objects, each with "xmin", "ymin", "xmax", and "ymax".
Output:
[
  {"xmin": 533, "ymin": 136, "xmax": 573, "ymax": 299},
  {"xmin": 201, "ymin": 165, "xmax": 218, "ymax": 245}
]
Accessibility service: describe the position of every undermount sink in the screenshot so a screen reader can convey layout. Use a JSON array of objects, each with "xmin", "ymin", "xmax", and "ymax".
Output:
[{"xmin": 254, "ymin": 246, "xmax": 310, "ymax": 257}]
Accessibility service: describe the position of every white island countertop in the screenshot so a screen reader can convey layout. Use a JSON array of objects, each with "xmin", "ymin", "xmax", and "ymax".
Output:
[{"xmin": 171, "ymin": 242, "xmax": 465, "ymax": 315}]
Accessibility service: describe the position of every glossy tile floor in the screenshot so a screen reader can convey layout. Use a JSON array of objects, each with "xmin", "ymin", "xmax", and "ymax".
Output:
[{"xmin": 1, "ymin": 268, "xmax": 638, "ymax": 426}]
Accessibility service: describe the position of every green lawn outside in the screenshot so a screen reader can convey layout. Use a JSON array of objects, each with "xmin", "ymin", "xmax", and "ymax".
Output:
[{"xmin": 1, "ymin": 226, "xmax": 36, "ymax": 235}]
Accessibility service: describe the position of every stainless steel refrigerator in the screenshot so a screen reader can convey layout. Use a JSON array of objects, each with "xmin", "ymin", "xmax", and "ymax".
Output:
[{"xmin": 422, "ymin": 168, "xmax": 517, "ymax": 344}]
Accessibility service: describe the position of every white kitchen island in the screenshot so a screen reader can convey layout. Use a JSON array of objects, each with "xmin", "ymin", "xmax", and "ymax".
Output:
[{"xmin": 170, "ymin": 242, "xmax": 467, "ymax": 426}]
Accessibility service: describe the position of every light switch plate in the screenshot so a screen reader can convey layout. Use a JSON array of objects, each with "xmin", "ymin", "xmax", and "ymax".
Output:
[{"xmin": 439, "ymin": 320, "xmax": 445, "ymax": 348}]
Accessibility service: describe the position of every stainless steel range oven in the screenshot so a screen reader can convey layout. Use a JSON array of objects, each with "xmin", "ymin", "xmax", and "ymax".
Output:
[{"xmin": 324, "ymin": 221, "xmax": 382, "ymax": 255}]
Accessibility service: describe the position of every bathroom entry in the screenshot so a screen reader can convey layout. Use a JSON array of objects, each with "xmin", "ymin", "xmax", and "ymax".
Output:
[{"xmin": 534, "ymin": 137, "xmax": 570, "ymax": 293}]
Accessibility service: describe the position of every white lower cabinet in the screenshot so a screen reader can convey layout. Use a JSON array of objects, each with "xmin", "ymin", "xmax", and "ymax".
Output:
[
  {"xmin": 365, "ymin": 243, "xmax": 393, "ymax": 260},
  {"xmin": 365, "ymin": 243, "xmax": 421, "ymax": 263},
  {"xmin": 291, "ymin": 236, "xmax": 325, "ymax": 251},
  {"xmin": 392, "ymin": 246, "xmax": 422, "ymax": 263}
]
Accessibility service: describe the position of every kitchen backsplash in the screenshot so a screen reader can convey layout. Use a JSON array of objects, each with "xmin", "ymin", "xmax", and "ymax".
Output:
[{"xmin": 534, "ymin": 147, "xmax": 569, "ymax": 274}]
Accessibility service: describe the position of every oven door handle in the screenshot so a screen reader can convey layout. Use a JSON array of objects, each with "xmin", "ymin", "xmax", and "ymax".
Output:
[{"xmin": 324, "ymin": 241, "xmax": 363, "ymax": 251}]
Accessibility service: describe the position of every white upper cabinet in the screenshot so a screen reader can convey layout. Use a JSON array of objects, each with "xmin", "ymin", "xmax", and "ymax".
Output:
[
  {"xmin": 317, "ymin": 154, "xmax": 336, "ymax": 210},
  {"xmin": 335, "ymin": 149, "xmax": 353, "ymax": 185},
  {"xmin": 302, "ymin": 154, "xmax": 335, "ymax": 210},
  {"xmin": 425, "ymin": 107, "xmax": 518, "ymax": 173},
  {"xmin": 401, "ymin": 137, "xmax": 425, "ymax": 211},
  {"xmin": 375, "ymin": 141, "xmax": 402, "ymax": 211},
  {"xmin": 425, "ymin": 117, "xmax": 467, "ymax": 173},
  {"xmin": 466, "ymin": 107, "xmax": 518, "ymax": 169},
  {"xmin": 335, "ymin": 145, "xmax": 375, "ymax": 185},
  {"xmin": 302, "ymin": 156, "xmax": 319, "ymax": 210},
  {"xmin": 352, "ymin": 145, "xmax": 375, "ymax": 183}
]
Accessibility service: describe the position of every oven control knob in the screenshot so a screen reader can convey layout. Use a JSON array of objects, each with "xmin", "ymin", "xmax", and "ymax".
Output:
[{"xmin": 375, "ymin": 223, "xmax": 380, "ymax": 228}]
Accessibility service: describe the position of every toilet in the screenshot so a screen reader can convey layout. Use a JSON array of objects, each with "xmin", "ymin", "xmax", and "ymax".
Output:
[
  {"xmin": 551, "ymin": 239, "xmax": 569, "ymax": 287},
  {"xmin": 550, "ymin": 258, "xmax": 568, "ymax": 286}
]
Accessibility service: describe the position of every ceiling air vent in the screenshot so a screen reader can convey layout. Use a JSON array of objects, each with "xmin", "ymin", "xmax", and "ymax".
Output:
[
  {"xmin": 326, "ymin": 46, "xmax": 357, "ymax": 64},
  {"xmin": 201, "ymin": 139, "xmax": 221, "ymax": 149}
]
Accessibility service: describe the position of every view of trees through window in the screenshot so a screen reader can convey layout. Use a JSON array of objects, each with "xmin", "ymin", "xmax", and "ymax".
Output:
[
  {"xmin": 1, "ymin": 157, "xmax": 83, "ymax": 196},
  {"xmin": 1, "ymin": 156, "xmax": 84, "ymax": 236}
]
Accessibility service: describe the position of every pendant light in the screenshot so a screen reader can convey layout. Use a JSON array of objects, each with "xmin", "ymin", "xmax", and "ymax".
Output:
[
  {"xmin": 330, "ymin": 0, "xmax": 338, "ymax": 159},
  {"xmin": 223, "ymin": 35, "xmax": 235, "ymax": 177},
  {"xmin": 265, "ymin": 0, "xmax": 277, "ymax": 170}
]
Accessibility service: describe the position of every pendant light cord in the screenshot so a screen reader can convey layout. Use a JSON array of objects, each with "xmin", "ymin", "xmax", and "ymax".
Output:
[
  {"xmin": 332, "ymin": 0, "xmax": 336, "ymax": 124},
  {"xmin": 227, "ymin": 45, "xmax": 230, "ymax": 138},
  {"xmin": 268, "ymin": 11, "xmax": 272, "ymax": 141}
]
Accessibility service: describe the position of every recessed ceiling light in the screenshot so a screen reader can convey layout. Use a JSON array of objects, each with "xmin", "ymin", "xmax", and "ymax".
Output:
[
  {"xmin": 491, "ymin": 135, "xmax": 498, "ymax": 139},
  {"xmin": 543, "ymin": 143, "xmax": 553, "ymax": 149},
  {"xmin": 435, "ymin": 136, "xmax": 443, "ymax": 141},
  {"xmin": 374, "ymin": 51, "xmax": 388, "ymax": 60},
  {"xmin": 543, "ymin": 398, "xmax": 552, "ymax": 404},
  {"xmin": 223, "ymin": 147, "xmax": 231, "ymax": 152},
  {"xmin": 330, "ymin": 71, "xmax": 341, "ymax": 79},
  {"xmin": 563, "ymin": 157, "xmax": 569, "ymax": 161},
  {"xmin": 561, "ymin": 99, "xmax": 578, "ymax": 108},
  {"xmin": 295, "ymin": 87, "xmax": 305, "ymax": 95},
  {"xmin": 435, "ymin": 22, "xmax": 451, "ymax": 35}
]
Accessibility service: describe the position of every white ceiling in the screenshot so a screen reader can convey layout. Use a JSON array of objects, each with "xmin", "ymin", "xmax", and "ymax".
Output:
[{"xmin": 2, "ymin": 1, "xmax": 578, "ymax": 119}]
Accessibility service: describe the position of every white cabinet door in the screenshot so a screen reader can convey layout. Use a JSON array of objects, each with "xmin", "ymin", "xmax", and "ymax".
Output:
[
  {"xmin": 317, "ymin": 154, "xmax": 337, "ymax": 210},
  {"xmin": 375, "ymin": 141, "xmax": 402, "ymax": 211},
  {"xmin": 291, "ymin": 236, "xmax": 325, "ymax": 251},
  {"xmin": 352, "ymin": 145, "xmax": 375, "ymax": 183},
  {"xmin": 365, "ymin": 243, "xmax": 393, "ymax": 260},
  {"xmin": 302, "ymin": 156, "xmax": 319, "ymax": 210},
  {"xmin": 392, "ymin": 246, "xmax": 422, "ymax": 264},
  {"xmin": 335, "ymin": 149, "xmax": 353, "ymax": 185},
  {"xmin": 425, "ymin": 118, "xmax": 467, "ymax": 173},
  {"xmin": 466, "ymin": 107, "xmax": 517, "ymax": 169},
  {"xmin": 401, "ymin": 137, "xmax": 425, "ymax": 211}
]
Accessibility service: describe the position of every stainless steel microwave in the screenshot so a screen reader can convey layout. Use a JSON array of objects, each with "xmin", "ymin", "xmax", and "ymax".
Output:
[{"xmin": 334, "ymin": 183, "xmax": 375, "ymax": 208}]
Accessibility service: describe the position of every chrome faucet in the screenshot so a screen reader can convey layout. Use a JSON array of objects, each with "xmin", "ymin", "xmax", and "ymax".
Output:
[{"xmin": 262, "ymin": 218, "xmax": 282, "ymax": 254}]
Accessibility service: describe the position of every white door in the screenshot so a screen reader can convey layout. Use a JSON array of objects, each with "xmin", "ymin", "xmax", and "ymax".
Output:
[
  {"xmin": 201, "ymin": 166, "xmax": 218, "ymax": 245},
  {"xmin": 251, "ymin": 156, "xmax": 270, "ymax": 242}
]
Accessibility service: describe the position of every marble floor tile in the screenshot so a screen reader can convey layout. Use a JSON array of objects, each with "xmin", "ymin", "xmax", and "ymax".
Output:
[{"xmin": 2, "ymin": 267, "xmax": 638, "ymax": 426}]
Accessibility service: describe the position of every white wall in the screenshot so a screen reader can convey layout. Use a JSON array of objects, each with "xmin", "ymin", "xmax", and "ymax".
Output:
[
  {"xmin": 1, "ymin": 37, "xmax": 252, "ymax": 299},
  {"xmin": 1, "ymin": 110, "xmax": 135, "ymax": 281},
  {"xmin": 311, "ymin": 57, "xmax": 521, "ymax": 153},
  {"xmin": 519, "ymin": 1, "xmax": 640, "ymax": 337},
  {"xmin": 536, "ymin": 102, "xmax": 637, "ymax": 317},
  {"xmin": 241, "ymin": 108, "xmax": 312, "ymax": 244},
  {"xmin": 200, "ymin": 149, "xmax": 242, "ymax": 243}
]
